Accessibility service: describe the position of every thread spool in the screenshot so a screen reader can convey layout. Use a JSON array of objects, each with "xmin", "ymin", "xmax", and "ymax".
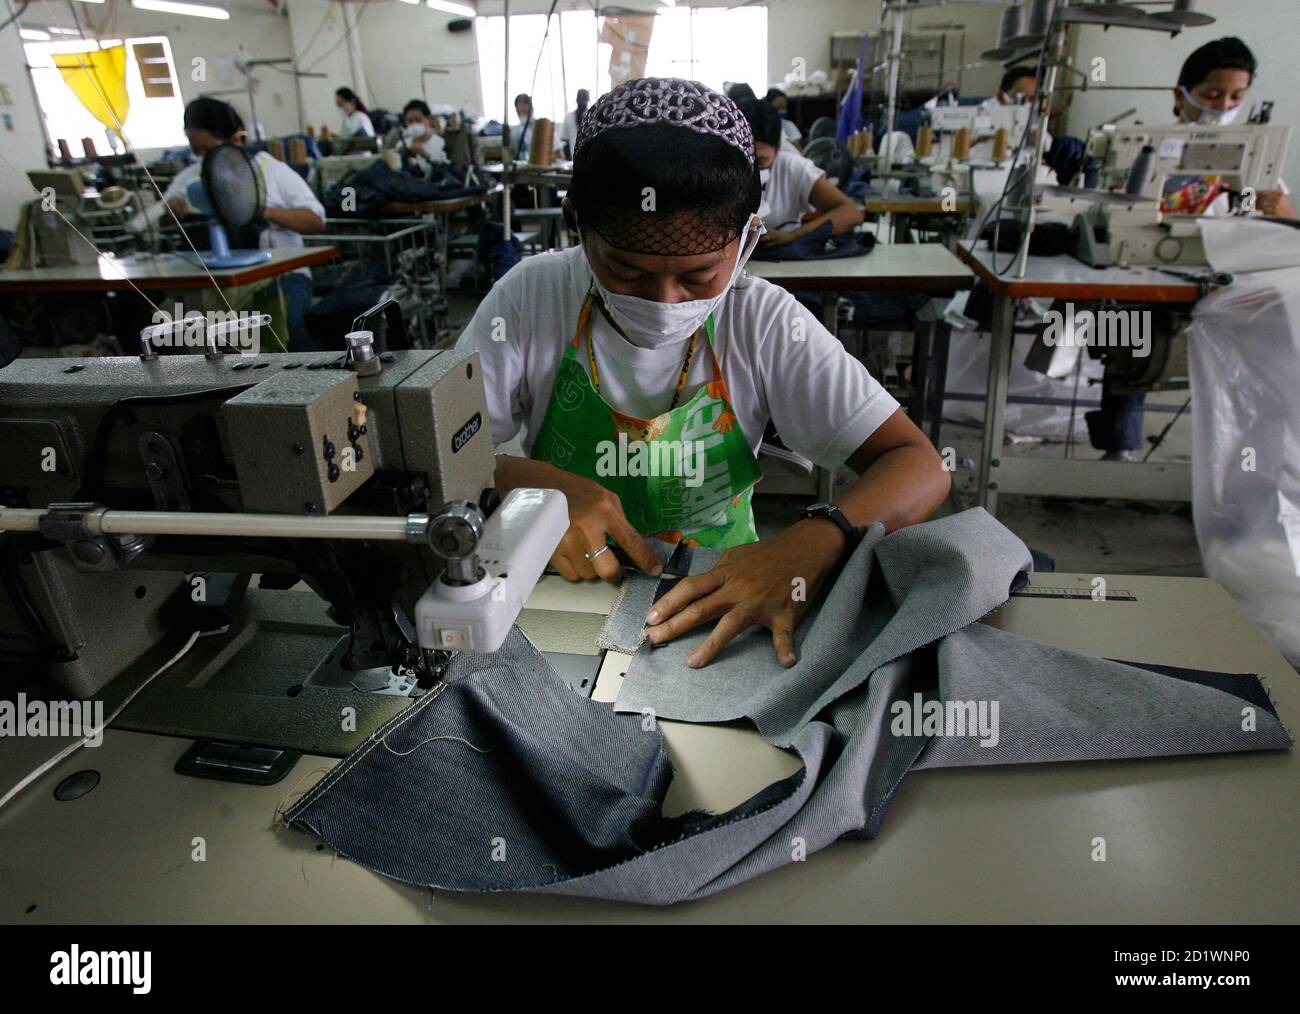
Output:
[
  {"xmin": 529, "ymin": 117, "xmax": 555, "ymax": 166},
  {"xmin": 268, "ymin": 139, "xmax": 286, "ymax": 161},
  {"xmin": 1125, "ymin": 144, "xmax": 1156, "ymax": 195},
  {"xmin": 992, "ymin": 128, "xmax": 1009, "ymax": 162},
  {"xmin": 305, "ymin": 125, "xmax": 316, "ymax": 139},
  {"xmin": 320, "ymin": 126, "xmax": 332, "ymax": 141},
  {"xmin": 57, "ymin": 139, "xmax": 72, "ymax": 161},
  {"xmin": 952, "ymin": 127, "xmax": 971, "ymax": 161},
  {"xmin": 915, "ymin": 126, "xmax": 933, "ymax": 159},
  {"xmin": 288, "ymin": 137, "xmax": 308, "ymax": 163},
  {"xmin": 81, "ymin": 137, "xmax": 98, "ymax": 157}
]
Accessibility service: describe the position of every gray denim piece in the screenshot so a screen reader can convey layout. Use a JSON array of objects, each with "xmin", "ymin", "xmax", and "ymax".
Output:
[
  {"xmin": 596, "ymin": 537, "xmax": 713, "ymax": 653},
  {"xmin": 285, "ymin": 508, "xmax": 1292, "ymax": 905},
  {"xmin": 614, "ymin": 508, "xmax": 1034, "ymax": 744}
]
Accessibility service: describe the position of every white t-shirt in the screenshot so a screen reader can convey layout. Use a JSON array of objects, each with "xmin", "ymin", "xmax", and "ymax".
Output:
[
  {"xmin": 143, "ymin": 152, "xmax": 326, "ymax": 277},
  {"xmin": 761, "ymin": 149, "xmax": 825, "ymax": 232},
  {"xmin": 455, "ymin": 246, "xmax": 899, "ymax": 470},
  {"xmin": 342, "ymin": 109, "xmax": 375, "ymax": 138},
  {"xmin": 780, "ymin": 117, "xmax": 802, "ymax": 145},
  {"xmin": 408, "ymin": 129, "xmax": 447, "ymax": 165}
]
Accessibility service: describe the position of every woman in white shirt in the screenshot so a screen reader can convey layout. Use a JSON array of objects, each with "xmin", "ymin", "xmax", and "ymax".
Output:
[
  {"xmin": 738, "ymin": 98, "xmax": 864, "ymax": 247},
  {"xmin": 335, "ymin": 87, "xmax": 375, "ymax": 138},
  {"xmin": 127, "ymin": 98, "xmax": 326, "ymax": 351},
  {"xmin": 400, "ymin": 99, "xmax": 447, "ymax": 166},
  {"xmin": 1092, "ymin": 37, "xmax": 1296, "ymax": 460},
  {"xmin": 457, "ymin": 79, "xmax": 948, "ymax": 668}
]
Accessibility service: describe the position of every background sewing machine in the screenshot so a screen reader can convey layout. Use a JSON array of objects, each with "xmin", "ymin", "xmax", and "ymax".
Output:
[
  {"xmin": 0, "ymin": 323, "xmax": 566, "ymax": 771},
  {"xmin": 923, "ymin": 103, "xmax": 1032, "ymax": 166},
  {"xmin": 1047, "ymin": 122, "xmax": 1292, "ymax": 267}
]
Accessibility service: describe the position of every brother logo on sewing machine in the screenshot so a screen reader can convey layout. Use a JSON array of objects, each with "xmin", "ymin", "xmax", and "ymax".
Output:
[
  {"xmin": 222, "ymin": 370, "xmax": 376, "ymax": 514},
  {"xmin": 451, "ymin": 412, "xmax": 482, "ymax": 454}
]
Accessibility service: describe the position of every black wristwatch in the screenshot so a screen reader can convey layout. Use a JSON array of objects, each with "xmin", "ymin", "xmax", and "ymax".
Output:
[{"xmin": 801, "ymin": 502, "xmax": 859, "ymax": 551}]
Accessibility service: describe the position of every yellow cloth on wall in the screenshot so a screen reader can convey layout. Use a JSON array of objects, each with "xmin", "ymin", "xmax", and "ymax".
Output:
[{"xmin": 54, "ymin": 44, "xmax": 130, "ymax": 138}]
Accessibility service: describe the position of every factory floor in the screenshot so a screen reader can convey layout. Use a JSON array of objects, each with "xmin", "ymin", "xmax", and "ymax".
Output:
[{"xmin": 445, "ymin": 291, "xmax": 1201, "ymax": 580}]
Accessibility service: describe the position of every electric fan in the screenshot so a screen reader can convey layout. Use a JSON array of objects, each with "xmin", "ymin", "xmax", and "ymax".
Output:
[{"xmin": 185, "ymin": 143, "xmax": 272, "ymax": 269}]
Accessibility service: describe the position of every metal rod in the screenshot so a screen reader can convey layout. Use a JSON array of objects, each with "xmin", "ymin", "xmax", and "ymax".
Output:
[
  {"xmin": 882, "ymin": 7, "xmax": 905, "ymax": 174},
  {"xmin": 502, "ymin": 0, "xmax": 513, "ymax": 230},
  {"xmin": 1, "ymin": 508, "xmax": 416, "ymax": 542},
  {"xmin": 1015, "ymin": 21, "xmax": 1065, "ymax": 279}
]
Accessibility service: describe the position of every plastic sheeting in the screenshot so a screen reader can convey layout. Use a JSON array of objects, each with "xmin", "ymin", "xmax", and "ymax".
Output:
[
  {"xmin": 942, "ymin": 291, "xmax": 1105, "ymax": 440},
  {"xmin": 1187, "ymin": 266, "xmax": 1300, "ymax": 665}
]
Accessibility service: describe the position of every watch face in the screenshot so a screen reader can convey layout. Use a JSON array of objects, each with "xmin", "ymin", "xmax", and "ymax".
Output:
[{"xmin": 807, "ymin": 502, "xmax": 832, "ymax": 515}]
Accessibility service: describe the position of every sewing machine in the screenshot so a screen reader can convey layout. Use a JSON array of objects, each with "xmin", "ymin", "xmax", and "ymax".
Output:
[
  {"xmin": 0, "ymin": 326, "xmax": 567, "ymax": 765},
  {"xmin": 1050, "ymin": 122, "xmax": 1293, "ymax": 267},
  {"xmin": 923, "ymin": 103, "xmax": 1031, "ymax": 165}
]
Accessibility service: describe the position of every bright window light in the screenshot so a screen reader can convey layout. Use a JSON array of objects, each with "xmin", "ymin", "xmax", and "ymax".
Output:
[
  {"xmin": 475, "ymin": 5, "xmax": 766, "ymax": 125},
  {"xmin": 428, "ymin": 1, "xmax": 476, "ymax": 15},
  {"xmin": 130, "ymin": 0, "xmax": 231, "ymax": 20},
  {"xmin": 20, "ymin": 28, "xmax": 52, "ymax": 42},
  {"xmin": 25, "ymin": 35, "xmax": 187, "ymax": 157}
]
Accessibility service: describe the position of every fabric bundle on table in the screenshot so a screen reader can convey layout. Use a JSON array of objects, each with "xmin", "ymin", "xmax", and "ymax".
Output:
[{"xmin": 285, "ymin": 509, "xmax": 1291, "ymax": 904}]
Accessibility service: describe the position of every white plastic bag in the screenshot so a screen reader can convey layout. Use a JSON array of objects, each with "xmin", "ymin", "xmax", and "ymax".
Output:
[
  {"xmin": 942, "ymin": 292, "xmax": 1105, "ymax": 440},
  {"xmin": 1186, "ymin": 266, "xmax": 1300, "ymax": 664}
]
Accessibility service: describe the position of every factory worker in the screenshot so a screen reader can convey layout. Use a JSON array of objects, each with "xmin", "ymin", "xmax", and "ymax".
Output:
[
  {"xmin": 558, "ymin": 89, "xmax": 590, "ymax": 159},
  {"xmin": 335, "ymin": 87, "xmax": 375, "ymax": 138},
  {"xmin": 125, "ymin": 98, "xmax": 325, "ymax": 351},
  {"xmin": 458, "ymin": 79, "xmax": 948, "ymax": 668},
  {"xmin": 738, "ymin": 98, "xmax": 864, "ymax": 245},
  {"xmin": 401, "ymin": 99, "xmax": 448, "ymax": 165},
  {"xmin": 1091, "ymin": 37, "xmax": 1296, "ymax": 461},
  {"xmin": 764, "ymin": 88, "xmax": 803, "ymax": 148},
  {"xmin": 1172, "ymin": 37, "xmax": 1294, "ymax": 219}
]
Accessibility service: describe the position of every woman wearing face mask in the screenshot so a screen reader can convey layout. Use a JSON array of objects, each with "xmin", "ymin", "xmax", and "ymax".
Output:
[
  {"xmin": 401, "ymin": 99, "xmax": 447, "ymax": 166},
  {"xmin": 458, "ymin": 79, "xmax": 949, "ymax": 668},
  {"xmin": 1091, "ymin": 37, "xmax": 1296, "ymax": 461},
  {"xmin": 1173, "ymin": 37, "xmax": 1294, "ymax": 218},
  {"xmin": 335, "ymin": 87, "xmax": 375, "ymax": 139}
]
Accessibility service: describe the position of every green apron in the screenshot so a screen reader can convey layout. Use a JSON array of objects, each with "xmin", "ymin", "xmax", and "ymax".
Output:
[{"xmin": 530, "ymin": 291, "xmax": 763, "ymax": 549}]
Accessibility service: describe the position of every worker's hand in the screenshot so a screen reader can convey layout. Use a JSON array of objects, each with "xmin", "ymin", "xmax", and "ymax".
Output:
[
  {"xmin": 166, "ymin": 197, "xmax": 190, "ymax": 218},
  {"xmin": 1255, "ymin": 188, "xmax": 1286, "ymax": 216},
  {"xmin": 759, "ymin": 228, "xmax": 802, "ymax": 248},
  {"xmin": 644, "ymin": 520, "xmax": 844, "ymax": 668},
  {"xmin": 547, "ymin": 470, "xmax": 662, "ymax": 585}
]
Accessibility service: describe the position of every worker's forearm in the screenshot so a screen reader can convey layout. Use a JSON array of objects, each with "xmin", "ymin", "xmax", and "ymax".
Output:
[
  {"xmin": 264, "ymin": 207, "xmax": 325, "ymax": 234},
  {"xmin": 797, "ymin": 203, "xmax": 864, "ymax": 239},
  {"xmin": 493, "ymin": 453, "xmax": 568, "ymax": 496},
  {"xmin": 835, "ymin": 443, "xmax": 951, "ymax": 535}
]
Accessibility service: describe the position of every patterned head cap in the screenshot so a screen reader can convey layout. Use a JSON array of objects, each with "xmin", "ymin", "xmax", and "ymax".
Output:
[{"xmin": 573, "ymin": 78, "xmax": 754, "ymax": 167}]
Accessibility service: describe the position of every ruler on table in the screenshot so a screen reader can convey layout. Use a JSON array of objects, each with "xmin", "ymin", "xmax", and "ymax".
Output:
[{"xmin": 1011, "ymin": 584, "xmax": 1138, "ymax": 602}]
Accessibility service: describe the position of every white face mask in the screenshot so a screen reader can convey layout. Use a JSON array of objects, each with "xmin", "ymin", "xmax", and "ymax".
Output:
[
  {"xmin": 584, "ymin": 216, "xmax": 764, "ymax": 347},
  {"xmin": 1178, "ymin": 86, "xmax": 1244, "ymax": 126}
]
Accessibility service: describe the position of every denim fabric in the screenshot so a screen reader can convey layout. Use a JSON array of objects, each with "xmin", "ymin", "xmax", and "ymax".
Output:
[
  {"xmin": 270, "ymin": 272, "xmax": 316, "ymax": 352},
  {"xmin": 285, "ymin": 509, "xmax": 1292, "ymax": 905},
  {"xmin": 1086, "ymin": 388, "xmax": 1146, "ymax": 452}
]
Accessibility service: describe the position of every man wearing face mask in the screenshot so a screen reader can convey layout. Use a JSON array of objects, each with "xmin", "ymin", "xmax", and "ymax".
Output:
[
  {"xmin": 457, "ymin": 79, "xmax": 949, "ymax": 669},
  {"xmin": 1173, "ymin": 37, "xmax": 1295, "ymax": 219}
]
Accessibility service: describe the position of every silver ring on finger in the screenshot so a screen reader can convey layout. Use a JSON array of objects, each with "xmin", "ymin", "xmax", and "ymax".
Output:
[{"xmin": 584, "ymin": 544, "xmax": 610, "ymax": 562}]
